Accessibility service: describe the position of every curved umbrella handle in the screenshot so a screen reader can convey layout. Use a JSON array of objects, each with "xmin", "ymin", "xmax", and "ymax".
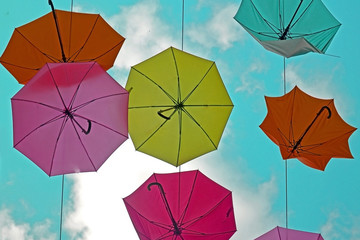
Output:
[
  {"xmin": 157, "ymin": 107, "xmax": 175, "ymax": 120},
  {"xmin": 157, "ymin": 111, "xmax": 171, "ymax": 120},
  {"xmin": 83, "ymin": 120, "xmax": 92, "ymax": 135},
  {"xmin": 147, "ymin": 182, "xmax": 182, "ymax": 235},
  {"xmin": 319, "ymin": 106, "xmax": 331, "ymax": 119},
  {"xmin": 290, "ymin": 105, "xmax": 332, "ymax": 154}
]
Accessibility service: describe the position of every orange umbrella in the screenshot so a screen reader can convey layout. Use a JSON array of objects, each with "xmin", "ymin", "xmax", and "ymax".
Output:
[
  {"xmin": 260, "ymin": 86, "xmax": 356, "ymax": 171},
  {"xmin": 0, "ymin": 5, "xmax": 124, "ymax": 84}
]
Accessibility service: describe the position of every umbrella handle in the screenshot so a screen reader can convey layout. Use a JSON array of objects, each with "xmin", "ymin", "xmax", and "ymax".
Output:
[
  {"xmin": 83, "ymin": 120, "xmax": 92, "ymax": 135},
  {"xmin": 291, "ymin": 105, "xmax": 332, "ymax": 154},
  {"xmin": 158, "ymin": 111, "xmax": 171, "ymax": 120},
  {"xmin": 319, "ymin": 106, "xmax": 331, "ymax": 119},
  {"xmin": 147, "ymin": 182, "xmax": 182, "ymax": 236},
  {"xmin": 157, "ymin": 107, "xmax": 175, "ymax": 120}
]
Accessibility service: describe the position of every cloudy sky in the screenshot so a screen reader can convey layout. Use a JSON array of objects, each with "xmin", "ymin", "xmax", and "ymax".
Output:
[{"xmin": 0, "ymin": 0, "xmax": 359, "ymax": 239}]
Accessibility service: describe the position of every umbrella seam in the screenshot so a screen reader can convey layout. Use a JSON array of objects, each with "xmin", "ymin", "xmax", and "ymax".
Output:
[
  {"xmin": 131, "ymin": 67, "xmax": 177, "ymax": 104},
  {"xmin": 13, "ymin": 29, "xmax": 60, "ymax": 63}
]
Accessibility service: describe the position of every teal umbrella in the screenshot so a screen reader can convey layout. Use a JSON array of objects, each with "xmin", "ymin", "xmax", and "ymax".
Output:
[{"xmin": 234, "ymin": 0, "xmax": 341, "ymax": 58}]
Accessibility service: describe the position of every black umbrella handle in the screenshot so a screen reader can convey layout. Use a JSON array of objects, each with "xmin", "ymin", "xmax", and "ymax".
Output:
[
  {"xmin": 148, "ymin": 182, "xmax": 182, "ymax": 235},
  {"xmin": 157, "ymin": 107, "xmax": 175, "ymax": 120},
  {"xmin": 48, "ymin": 0, "xmax": 67, "ymax": 62},
  {"xmin": 291, "ymin": 105, "xmax": 331, "ymax": 153}
]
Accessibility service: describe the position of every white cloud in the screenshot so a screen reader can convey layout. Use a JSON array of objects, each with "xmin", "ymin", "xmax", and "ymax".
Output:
[
  {"xmin": 106, "ymin": 0, "xmax": 176, "ymax": 86},
  {"xmin": 187, "ymin": 3, "xmax": 245, "ymax": 51},
  {"xmin": 284, "ymin": 63, "xmax": 354, "ymax": 118},
  {"xmin": 235, "ymin": 58, "xmax": 268, "ymax": 94},
  {"xmin": 321, "ymin": 210, "xmax": 360, "ymax": 240},
  {"xmin": 64, "ymin": 138, "xmax": 280, "ymax": 240},
  {"xmin": 0, "ymin": 208, "xmax": 56, "ymax": 240}
]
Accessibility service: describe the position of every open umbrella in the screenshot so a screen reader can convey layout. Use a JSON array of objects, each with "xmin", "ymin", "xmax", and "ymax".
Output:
[
  {"xmin": 123, "ymin": 170, "xmax": 236, "ymax": 240},
  {"xmin": 0, "ymin": 3, "xmax": 125, "ymax": 84},
  {"xmin": 11, "ymin": 62, "xmax": 129, "ymax": 176},
  {"xmin": 255, "ymin": 226, "xmax": 324, "ymax": 240},
  {"xmin": 125, "ymin": 47, "xmax": 233, "ymax": 167},
  {"xmin": 234, "ymin": 0, "xmax": 341, "ymax": 58},
  {"xmin": 260, "ymin": 86, "xmax": 356, "ymax": 171}
]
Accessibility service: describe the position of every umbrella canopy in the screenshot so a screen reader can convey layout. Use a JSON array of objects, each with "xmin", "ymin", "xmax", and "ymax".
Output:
[
  {"xmin": 125, "ymin": 47, "xmax": 233, "ymax": 167},
  {"xmin": 0, "ymin": 9, "xmax": 125, "ymax": 84},
  {"xmin": 234, "ymin": 0, "xmax": 341, "ymax": 58},
  {"xmin": 11, "ymin": 62, "xmax": 129, "ymax": 176},
  {"xmin": 123, "ymin": 170, "xmax": 236, "ymax": 240},
  {"xmin": 255, "ymin": 226, "xmax": 324, "ymax": 240},
  {"xmin": 260, "ymin": 86, "xmax": 356, "ymax": 170}
]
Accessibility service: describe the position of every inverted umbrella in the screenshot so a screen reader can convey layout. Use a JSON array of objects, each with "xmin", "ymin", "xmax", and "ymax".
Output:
[
  {"xmin": 234, "ymin": 0, "xmax": 341, "ymax": 58},
  {"xmin": 0, "ymin": 6, "xmax": 125, "ymax": 84},
  {"xmin": 260, "ymin": 86, "xmax": 356, "ymax": 171},
  {"xmin": 123, "ymin": 170, "xmax": 236, "ymax": 240},
  {"xmin": 11, "ymin": 62, "xmax": 129, "ymax": 176},
  {"xmin": 125, "ymin": 47, "xmax": 233, "ymax": 166},
  {"xmin": 255, "ymin": 226, "xmax": 324, "ymax": 240}
]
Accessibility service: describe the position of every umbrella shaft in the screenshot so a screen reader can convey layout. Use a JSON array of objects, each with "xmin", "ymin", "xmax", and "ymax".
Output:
[{"xmin": 48, "ymin": 0, "xmax": 67, "ymax": 62}]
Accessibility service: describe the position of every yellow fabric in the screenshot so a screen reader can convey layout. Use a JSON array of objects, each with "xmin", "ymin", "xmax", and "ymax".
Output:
[
  {"xmin": 126, "ymin": 47, "xmax": 233, "ymax": 166},
  {"xmin": 260, "ymin": 86, "xmax": 356, "ymax": 170}
]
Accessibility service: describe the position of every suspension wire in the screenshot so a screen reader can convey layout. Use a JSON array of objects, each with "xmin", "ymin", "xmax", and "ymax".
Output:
[
  {"xmin": 68, "ymin": 0, "xmax": 74, "ymax": 58},
  {"xmin": 283, "ymin": 56, "xmax": 288, "ymax": 230},
  {"xmin": 181, "ymin": 0, "xmax": 184, "ymax": 51},
  {"xmin": 59, "ymin": 175, "xmax": 65, "ymax": 240}
]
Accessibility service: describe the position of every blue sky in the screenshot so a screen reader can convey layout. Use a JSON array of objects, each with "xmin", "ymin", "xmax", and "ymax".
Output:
[{"xmin": 0, "ymin": 0, "xmax": 359, "ymax": 239}]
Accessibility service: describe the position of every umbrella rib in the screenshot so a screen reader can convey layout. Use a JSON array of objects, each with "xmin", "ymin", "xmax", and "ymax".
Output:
[
  {"xmin": 71, "ymin": 114, "xmax": 128, "ymax": 138},
  {"xmin": 129, "ymin": 105, "xmax": 175, "ymax": 110},
  {"xmin": 248, "ymin": 0, "xmax": 282, "ymax": 37},
  {"xmin": 14, "ymin": 113, "xmax": 65, "ymax": 148},
  {"xmin": 289, "ymin": 24, "xmax": 341, "ymax": 39},
  {"xmin": 170, "ymin": 47, "xmax": 181, "ymax": 103},
  {"xmin": 136, "ymin": 117, "xmax": 171, "ymax": 151},
  {"xmin": 46, "ymin": 64, "xmax": 68, "ymax": 110},
  {"xmin": 181, "ymin": 62, "xmax": 215, "ymax": 103},
  {"xmin": 178, "ymin": 171, "xmax": 199, "ymax": 224},
  {"xmin": 49, "ymin": 116, "xmax": 69, "ymax": 175},
  {"xmin": 13, "ymin": 28, "xmax": 61, "ymax": 63},
  {"xmin": 69, "ymin": 62, "xmax": 96, "ymax": 109},
  {"xmin": 11, "ymin": 98, "xmax": 64, "ymax": 112},
  {"xmin": 181, "ymin": 192, "xmax": 232, "ymax": 228},
  {"xmin": 68, "ymin": 15, "xmax": 100, "ymax": 62},
  {"xmin": 0, "ymin": 60, "xmax": 41, "ymax": 71},
  {"xmin": 181, "ymin": 107, "xmax": 217, "ymax": 149},
  {"xmin": 240, "ymin": 25, "xmax": 282, "ymax": 40},
  {"xmin": 68, "ymin": 116, "xmax": 97, "ymax": 171},
  {"xmin": 71, "ymin": 92, "xmax": 128, "ymax": 111},
  {"xmin": 72, "ymin": 39, "xmax": 125, "ymax": 63},
  {"xmin": 131, "ymin": 67, "xmax": 177, "ymax": 104},
  {"xmin": 288, "ymin": 0, "xmax": 313, "ymax": 31}
]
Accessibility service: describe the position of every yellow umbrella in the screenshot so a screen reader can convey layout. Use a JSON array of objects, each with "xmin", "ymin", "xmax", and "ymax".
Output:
[{"xmin": 126, "ymin": 47, "xmax": 233, "ymax": 166}]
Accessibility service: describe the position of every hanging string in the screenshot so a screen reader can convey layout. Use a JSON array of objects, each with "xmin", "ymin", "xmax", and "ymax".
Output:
[
  {"xmin": 283, "ymin": 56, "xmax": 288, "ymax": 230},
  {"xmin": 59, "ymin": 175, "xmax": 65, "ymax": 240},
  {"xmin": 181, "ymin": 0, "xmax": 184, "ymax": 51},
  {"xmin": 68, "ymin": 0, "xmax": 74, "ymax": 58}
]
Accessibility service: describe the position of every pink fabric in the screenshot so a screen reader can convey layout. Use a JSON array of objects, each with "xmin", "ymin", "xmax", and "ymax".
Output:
[
  {"xmin": 123, "ymin": 170, "xmax": 237, "ymax": 240},
  {"xmin": 255, "ymin": 226, "xmax": 324, "ymax": 240},
  {"xmin": 11, "ymin": 62, "xmax": 128, "ymax": 176}
]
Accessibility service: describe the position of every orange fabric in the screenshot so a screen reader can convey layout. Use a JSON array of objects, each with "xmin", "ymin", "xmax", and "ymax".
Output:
[
  {"xmin": 260, "ymin": 86, "xmax": 356, "ymax": 171},
  {"xmin": 0, "ymin": 10, "xmax": 125, "ymax": 84}
]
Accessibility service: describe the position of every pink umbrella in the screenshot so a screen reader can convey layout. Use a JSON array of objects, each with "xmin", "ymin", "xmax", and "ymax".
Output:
[
  {"xmin": 123, "ymin": 170, "xmax": 236, "ymax": 240},
  {"xmin": 11, "ymin": 62, "xmax": 129, "ymax": 176},
  {"xmin": 255, "ymin": 226, "xmax": 324, "ymax": 240}
]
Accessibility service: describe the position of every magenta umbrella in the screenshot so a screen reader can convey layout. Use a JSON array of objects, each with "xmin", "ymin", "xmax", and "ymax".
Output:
[
  {"xmin": 11, "ymin": 62, "xmax": 129, "ymax": 176},
  {"xmin": 255, "ymin": 226, "xmax": 324, "ymax": 240},
  {"xmin": 123, "ymin": 170, "xmax": 236, "ymax": 240}
]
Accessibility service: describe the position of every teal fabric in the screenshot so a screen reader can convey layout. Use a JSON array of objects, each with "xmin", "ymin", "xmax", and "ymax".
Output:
[{"xmin": 234, "ymin": 0, "xmax": 341, "ymax": 57}]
